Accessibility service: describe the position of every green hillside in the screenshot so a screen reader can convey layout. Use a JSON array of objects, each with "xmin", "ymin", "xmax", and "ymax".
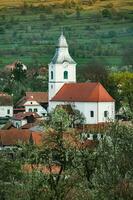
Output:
[{"xmin": 0, "ymin": 0, "xmax": 132, "ymax": 69}]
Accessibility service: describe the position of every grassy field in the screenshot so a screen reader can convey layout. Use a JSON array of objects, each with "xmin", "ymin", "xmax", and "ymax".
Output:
[{"xmin": 0, "ymin": 0, "xmax": 132, "ymax": 69}]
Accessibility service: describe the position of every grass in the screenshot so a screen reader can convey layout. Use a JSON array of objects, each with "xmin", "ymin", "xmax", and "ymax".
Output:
[{"xmin": 0, "ymin": 0, "xmax": 132, "ymax": 69}]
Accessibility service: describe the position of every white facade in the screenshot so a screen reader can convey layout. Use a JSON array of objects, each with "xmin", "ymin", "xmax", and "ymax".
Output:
[
  {"xmin": 48, "ymin": 32, "xmax": 76, "ymax": 101},
  {"xmin": 49, "ymin": 101, "xmax": 115, "ymax": 124},
  {"xmin": 12, "ymin": 119, "xmax": 27, "ymax": 128},
  {"xmin": 0, "ymin": 106, "xmax": 13, "ymax": 118},
  {"xmin": 24, "ymin": 100, "xmax": 47, "ymax": 117}
]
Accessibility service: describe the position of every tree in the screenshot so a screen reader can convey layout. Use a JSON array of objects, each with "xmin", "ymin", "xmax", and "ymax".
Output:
[
  {"xmin": 110, "ymin": 72, "xmax": 133, "ymax": 113},
  {"xmin": 76, "ymin": 6, "xmax": 81, "ymax": 19},
  {"xmin": 91, "ymin": 123, "xmax": 133, "ymax": 200},
  {"xmin": 78, "ymin": 60, "xmax": 109, "ymax": 85},
  {"xmin": 0, "ymin": 152, "xmax": 23, "ymax": 200},
  {"xmin": 122, "ymin": 43, "xmax": 133, "ymax": 67},
  {"xmin": 12, "ymin": 62, "xmax": 27, "ymax": 82}
]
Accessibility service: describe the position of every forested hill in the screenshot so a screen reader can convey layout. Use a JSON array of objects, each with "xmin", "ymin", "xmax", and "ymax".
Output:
[{"xmin": 0, "ymin": 0, "xmax": 132, "ymax": 69}]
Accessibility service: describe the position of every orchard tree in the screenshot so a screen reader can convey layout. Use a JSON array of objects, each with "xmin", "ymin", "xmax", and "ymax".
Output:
[
  {"xmin": 12, "ymin": 62, "xmax": 27, "ymax": 82},
  {"xmin": 91, "ymin": 123, "xmax": 133, "ymax": 200}
]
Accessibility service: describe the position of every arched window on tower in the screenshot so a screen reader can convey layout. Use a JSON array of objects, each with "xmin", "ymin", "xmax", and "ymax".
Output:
[
  {"xmin": 64, "ymin": 71, "xmax": 68, "ymax": 79},
  {"xmin": 51, "ymin": 71, "xmax": 53, "ymax": 79}
]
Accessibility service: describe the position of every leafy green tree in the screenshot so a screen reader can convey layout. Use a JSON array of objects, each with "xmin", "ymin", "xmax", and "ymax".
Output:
[
  {"xmin": 0, "ymin": 152, "xmax": 23, "ymax": 200},
  {"xmin": 91, "ymin": 123, "xmax": 133, "ymax": 200},
  {"xmin": 12, "ymin": 62, "xmax": 27, "ymax": 82}
]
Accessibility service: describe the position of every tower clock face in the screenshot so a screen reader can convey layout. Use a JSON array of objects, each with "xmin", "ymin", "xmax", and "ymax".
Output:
[{"xmin": 63, "ymin": 62, "xmax": 68, "ymax": 68}]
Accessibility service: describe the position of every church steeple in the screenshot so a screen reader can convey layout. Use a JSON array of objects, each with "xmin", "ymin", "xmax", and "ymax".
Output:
[
  {"xmin": 48, "ymin": 32, "xmax": 77, "ymax": 101},
  {"xmin": 50, "ymin": 32, "xmax": 76, "ymax": 65}
]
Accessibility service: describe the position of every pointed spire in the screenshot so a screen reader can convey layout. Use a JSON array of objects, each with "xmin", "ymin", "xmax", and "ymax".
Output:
[
  {"xmin": 57, "ymin": 29, "xmax": 68, "ymax": 48},
  {"xmin": 50, "ymin": 31, "xmax": 76, "ymax": 64}
]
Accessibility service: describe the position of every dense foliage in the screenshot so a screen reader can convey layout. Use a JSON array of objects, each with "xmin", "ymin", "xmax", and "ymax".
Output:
[{"xmin": 0, "ymin": 108, "xmax": 133, "ymax": 199}]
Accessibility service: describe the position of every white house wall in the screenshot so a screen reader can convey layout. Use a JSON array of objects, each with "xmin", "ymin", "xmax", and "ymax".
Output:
[
  {"xmin": 25, "ymin": 105, "xmax": 47, "ymax": 117},
  {"xmin": 0, "ymin": 106, "xmax": 13, "ymax": 118},
  {"xmin": 24, "ymin": 100, "xmax": 47, "ymax": 117},
  {"xmin": 12, "ymin": 119, "xmax": 27, "ymax": 128}
]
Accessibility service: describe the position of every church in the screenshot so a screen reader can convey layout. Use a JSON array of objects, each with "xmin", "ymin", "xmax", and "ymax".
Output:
[{"xmin": 48, "ymin": 32, "xmax": 115, "ymax": 124}]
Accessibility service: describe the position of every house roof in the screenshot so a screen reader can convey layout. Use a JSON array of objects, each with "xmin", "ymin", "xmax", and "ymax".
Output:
[
  {"xmin": 13, "ymin": 112, "xmax": 40, "ymax": 120},
  {"xmin": 0, "ymin": 93, "xmax": 13, "ymax": 106},
  {"xmin": 23, "ymin": 164, "xmax": 61, "ymax": 174},
  {"xmin": 51, "ymin": 82, "xmax": 115, "ymax": 102},
  {"xmin": 16, "ymin": 92, "xmax": 48, "ymax": 107},
  {"xmin": 0, "ymin": 130, "xmax": 42, "ymax": 146}
]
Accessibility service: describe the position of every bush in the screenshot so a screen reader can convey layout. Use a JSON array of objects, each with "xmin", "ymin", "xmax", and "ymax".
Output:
[{"xmin": 102, "ymin": 9, "xmax": 112, "ymax": 18}]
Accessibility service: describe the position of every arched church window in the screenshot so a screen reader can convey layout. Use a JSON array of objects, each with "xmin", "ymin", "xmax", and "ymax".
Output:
[
  {"xmin": 64, "ymin": 71, "xmax": 68, "ymax": 79},
  {"xmin": 104, "ymin": 111, "xmax": 109, "ymax": 117},
  {"xmin": 51, "ymin": 71, "xmax": 53, "ymax": 79},
  {"xmin": 90, "ymin": 111, "xmax": 94, "ymax": 117}
]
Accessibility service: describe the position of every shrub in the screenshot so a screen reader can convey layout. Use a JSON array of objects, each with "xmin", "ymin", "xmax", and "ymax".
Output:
[{"xmin": 102, "ymin": 9, "xmax": 112, "ymax": 18}]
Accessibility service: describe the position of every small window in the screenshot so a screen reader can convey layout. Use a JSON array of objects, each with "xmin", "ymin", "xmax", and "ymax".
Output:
[
  {"xmin": 104, "ymin": 111, "xmax": 109, "ymax": 117},
  {"xmin": 93, "ymin": 134, "xmax": 97, "ymax": 140},
  {"xmin": 90, "ymin": 111, "xmax": 94, "ymax": 117},
  {"xmin": 64, "ymin": 71, "xmax": 68, "ymax": 79},
  {"xmin": 34, "ymin": 108, "xmax": 38, "ymax": 112},
  {"xmin": 51, "ymin": 71, "xmax": 53, "ymax": 79},
  {"xmin": 7, "ymin": 109, "xmax": 10, "ymax": 115},
  {"xmin": 29, "ymin": 108, "xmax": 32, "ymax": 112},
  {"xmin": 31, "ymin": 102, "xmax": 32, "ymax": 104},
  {"xmin": 51, "ymin": 85, "xmax": 53, "ymax": 89}
]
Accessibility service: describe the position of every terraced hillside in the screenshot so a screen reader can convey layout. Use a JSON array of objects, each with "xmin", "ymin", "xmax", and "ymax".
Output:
[{"xmin": 0, "ymin": 0, "xmax": 132, "ymax": 69}]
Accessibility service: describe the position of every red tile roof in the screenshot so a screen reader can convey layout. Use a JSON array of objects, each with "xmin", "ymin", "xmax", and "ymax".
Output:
[
  {"xmin": 26, "ymin": 92, "xmax": 48, "ymax": 103},
  {"xmin": 13, "ymin": 112, "xmax": 40, "ymax": 120},
  {"xmin": 23, "ymin": 164, "xmax": 61, "ymax": 174},
  {"xmin": 51, "ymin": 82, "xmax": 114, "ymax": 102},
  {"xmin": 16, "ymin": 92, "xmax": 48, "ymax": 107},
  {"xmin": 0, "ymin": 130, "xmax": 42, "ymax": 146}
]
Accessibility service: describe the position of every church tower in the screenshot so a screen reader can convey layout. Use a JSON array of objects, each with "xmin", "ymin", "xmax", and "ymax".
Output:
[{"xmin": 48, "ymin": 32, "xmax": 76, "ymax": 101}]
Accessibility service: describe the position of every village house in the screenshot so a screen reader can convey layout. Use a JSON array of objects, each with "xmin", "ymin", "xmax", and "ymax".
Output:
[
  {"xmin": 12, "ymin": 112, "xmax": 41, "ymax": 128},
  {"xmin": 48, "ymin": 32, "xmax": 115, "ymax": 124},
  {"xmin": 0, "ymin": 93, "xmax": 13, "ymax": 118},
  {"xmin": 15, "ymin": 92, "xmax": 48, "ymax": 117}
]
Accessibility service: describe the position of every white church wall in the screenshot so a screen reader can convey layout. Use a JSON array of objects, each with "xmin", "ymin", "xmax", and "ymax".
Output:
[
  {"xmin": 49, "ymin": 101, "xmax": 98, "ymax": 124},
  {"xmin": 98, "ymin": 102, "xmax": 115, "ymax": 123},
  {"xmin": 49, "ymin": 101, "xmax": 115, "ymax": 124},
  {"xmin": 74, "ymin": 102, "xmax": 98, "ymax": 124}
]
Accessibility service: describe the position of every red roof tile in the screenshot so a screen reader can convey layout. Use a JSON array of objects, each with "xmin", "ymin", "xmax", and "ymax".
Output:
[
  {"xmin": 0, "ymin": 130, "xmax": 42, "ymax": 146},
  {"xmin": 32, "ymin": 132, "xmax": 43, "ymax": 145},
  {"xmin": 51, "ymin": 82, "xmax": 114, "ymax": 102},
  {"xmin": 23, "ymin": 164, "xmax": 61, "ymax": 174},
  {"xmin": 13, "ymin": 112, "xmax": 40, "ymax": 120},
  {"xmin": 0, "ymin": 130, "xmax": 31, "ymax": 146},
  {"xmin": 26, "ymin": 92, "xmax": 48, "ymax": 103},
  {"xmin": 16, "ymin": 92, "xmax": 48, "ymax": 107}
]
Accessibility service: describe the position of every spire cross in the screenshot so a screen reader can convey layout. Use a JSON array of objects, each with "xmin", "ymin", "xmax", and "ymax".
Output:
[{"xmin": 61, "ymin": 27, "xmax": 64, "ymax": 35}]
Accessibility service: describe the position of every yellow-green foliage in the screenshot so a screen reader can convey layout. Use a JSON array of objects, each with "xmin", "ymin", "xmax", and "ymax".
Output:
[{"xmin": 0, "ymin": 0, "xmax": 133, "ymax": 11}]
